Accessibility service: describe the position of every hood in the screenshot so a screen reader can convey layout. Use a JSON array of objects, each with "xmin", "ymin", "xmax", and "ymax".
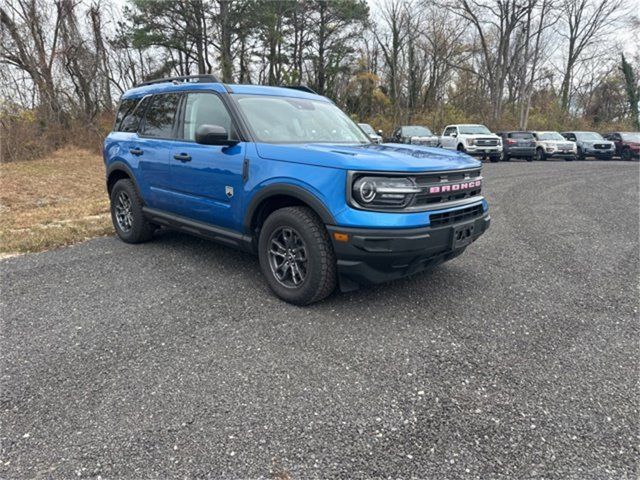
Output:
[
  {"xmin": 255, "ymin": 143, "xmax": 480, "ymax": 172},
  {"xmin": 540, "ymin": 140, "xmax": 575, "ymax": 146}
]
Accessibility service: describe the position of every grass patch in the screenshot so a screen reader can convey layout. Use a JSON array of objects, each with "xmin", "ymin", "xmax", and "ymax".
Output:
[{"xmin": 0, "ymin": 147, "xmax": 112, "ymax": 255}]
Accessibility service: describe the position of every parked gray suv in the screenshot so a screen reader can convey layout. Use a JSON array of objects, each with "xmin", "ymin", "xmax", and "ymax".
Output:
[{"xmin": 561, "ymin": 131, "xmax": 614, "ymax": 160}]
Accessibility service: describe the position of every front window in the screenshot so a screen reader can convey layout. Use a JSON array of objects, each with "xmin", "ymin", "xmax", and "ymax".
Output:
[
  {"xmin": 234, "ymin": 95, "xmax": 370, "ymax": 144},
  {"xmin": 402, "ymin": 126, "xmax": 433, "ymax": 137},
  {"xmin": 621, "ymin": 132, "xmax": 640, "ymax": 142},
  {"xmin": 458, "ymin": 125, "xmax": 492, "ymax": 135},
  {"xmin": 537, "ymin": 132, "xmax": 565, "ymax": 141},
  {"xmin": 576, "ymin": 132, "xmax": 603, "ymax": 141}
]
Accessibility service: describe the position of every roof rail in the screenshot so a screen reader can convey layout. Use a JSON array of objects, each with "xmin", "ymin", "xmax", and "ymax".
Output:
[
  {"xmin": 136, "ymin": 74, "xmax": 221, "ymax": 87},
  {"xmin": 282, "ymin": 85, "xmax": 318, "ymax": 95}
]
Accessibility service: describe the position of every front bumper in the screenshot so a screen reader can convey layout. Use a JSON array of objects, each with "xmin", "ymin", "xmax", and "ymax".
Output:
[
  {"xmin": 545, "ymin": 150, "xmax": 576, "ymax": 159},
  {"xmin": 327, "ymin": 212, "xmax": 490, "ymax": 291},
  {"xmin": 465, "ymin": 146, "xmax": 502, "ymax": 157},
  {"xmin": 584, "ymin": 148, "xmax": 614, "ymax": 158}
]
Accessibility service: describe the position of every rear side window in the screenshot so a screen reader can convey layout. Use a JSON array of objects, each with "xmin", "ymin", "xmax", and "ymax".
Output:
[
  {"xmin": 140, "ymin": 93, "xmax": 182, "ymax": 138},
  {"xmin": 114, "ymin": 97, "xmax": 148, "ymax": 132},
  {"xmin": 508, "ymin": 132, "xmax": 534, "ymax": 139}
]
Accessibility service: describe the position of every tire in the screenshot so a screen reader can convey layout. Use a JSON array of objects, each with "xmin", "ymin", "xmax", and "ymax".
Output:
[
  {"xmin": 502, "ymin": 154, "xmax": 510, "ymax": 162},
  {"xmin": 577, "ymin": 147, "xmax": 584, "ymax": 160},
  {"xmin": 526, "ymin": 156, "xmax": 533, "ymax": 162},
  {"xmin": 258, "ymin": 206, "xmax": 337, "ymax": 305},
  {"xmin": 457, "ymin": 144, "xmax": 466, "ymax": 153},
  {"xmin": 536, "ymin": 148, "xmax": 546, "ymax": 161},
  {"xmin": 565, "ymin": 156, "xmax": 575, "ymax": 161},
  {"xmin": 622, "ymin": 148, "xmax": 631, "ymax": 161},
  {"xmin": 110, "ymin": 178, "xmax": 156, "ymax": 243},
  {"xmin": 489, "ymin": 155, "xmax": 500, "ymax": 163}
]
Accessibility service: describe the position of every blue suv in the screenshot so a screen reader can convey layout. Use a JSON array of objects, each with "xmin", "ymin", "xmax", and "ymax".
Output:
[{"xmin": 104, "ymin": 75, "xmax": 490, "ymax": 304}]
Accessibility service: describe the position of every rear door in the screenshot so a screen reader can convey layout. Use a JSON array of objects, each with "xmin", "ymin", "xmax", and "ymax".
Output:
[{"xmin": 166, "ymin": 91, "xmax": 246, "ymax": 231}]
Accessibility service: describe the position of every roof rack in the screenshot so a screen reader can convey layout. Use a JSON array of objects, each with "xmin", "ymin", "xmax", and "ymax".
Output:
[
  {"xmin": 136, "ymin": 74, "xmax": 221, "ymax": 87},
  {"xmin": 282, "ymin": 85, "xmax": 318, "ymax": 95}
]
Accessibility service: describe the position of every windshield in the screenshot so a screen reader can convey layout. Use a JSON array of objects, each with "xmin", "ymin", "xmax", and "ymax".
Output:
[
  {"xmin": 358, "ymin": 123, "xmax": 375, "ymax": 135},
  {"xmin": 537, "ymin": 132, "xmax": 565, "ymax": 141},
  {"xmin": 577, "ymin": 132, "xmax": 603, "ymax": 140},
  {"xmin": 458, "ymin": 125, "xmax": 492, "ymax": 135},
  {"xmin": 402, "ymin": 126, "xmax": 432, "ymax": 137},
  {"xmin": 234, "ymin": 95, "xmax": 370, "ymax": 144},
  {"xmin": 621, "ymin": 132, "xmax": 640, "ymax": 142}
]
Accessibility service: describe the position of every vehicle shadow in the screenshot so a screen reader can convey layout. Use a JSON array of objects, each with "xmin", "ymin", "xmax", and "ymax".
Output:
[{"xmin": 148, "ymin": 227, "xmax": 478, "ymax": 314}]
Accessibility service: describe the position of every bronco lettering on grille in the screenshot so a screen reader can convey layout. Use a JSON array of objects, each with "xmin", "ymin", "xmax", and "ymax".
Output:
[{"xmin": 428, "ymin": 180, "xmax": 481, "ymax": 194}]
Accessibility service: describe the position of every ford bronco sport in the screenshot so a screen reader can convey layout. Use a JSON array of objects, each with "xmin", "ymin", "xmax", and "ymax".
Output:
[{"xmin": 104, "ymin": 75, "xmax": 490, "ymax": 305}]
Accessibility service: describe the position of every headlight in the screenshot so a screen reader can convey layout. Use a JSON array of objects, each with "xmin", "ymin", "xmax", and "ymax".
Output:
[
  {"xmin": 352, "ymin": 176, "xmax": 420, "ymax": 208},
  {"xmin": 466, "ymin": 138, "xmax": 476, "ymax": 146}
]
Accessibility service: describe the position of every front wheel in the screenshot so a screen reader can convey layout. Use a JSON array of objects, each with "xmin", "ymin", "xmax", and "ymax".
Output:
[
  {"xmin": 536, "ymin": 148, "xmax": 546, "ymax": 161},
  {"xmin": 621, "ymin": 148, "xmax": 631, "ymax": 161},
  {"xmin": 577, "ymin": 147, "xmax": 584, "ymax": 160},
  {"xmin": 258, "ymin": 206, "xmax": 337, "ymax": 305}
]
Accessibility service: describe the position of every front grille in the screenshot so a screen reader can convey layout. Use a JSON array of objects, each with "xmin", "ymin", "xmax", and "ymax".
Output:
[
  {"xmin": 594, "ymin": 143, "xmax": 611, "ymax": 149},
  {"xmin": 430, "ymin": 204, "xmax": 483, "ymax": 227},
  {"xmin": 559, "ymin": 143, "xmax": 574, "ymax": 150},
  {"xmin": 476, "ymin": 138, "xmax": 498, "ymax": 146},
  {"xmin": 413, "ymin": 168, "xmax": 482, "ymax": 207}
]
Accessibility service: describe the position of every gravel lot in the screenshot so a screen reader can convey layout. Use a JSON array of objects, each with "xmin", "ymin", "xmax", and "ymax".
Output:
[{"xmin": 1, "ymin": 161, "xmax": 638, "ymax": 479}]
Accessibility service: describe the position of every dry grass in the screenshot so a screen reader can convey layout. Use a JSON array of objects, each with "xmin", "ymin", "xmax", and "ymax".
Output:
[{"xmin": 0, "ymin": 147, "xmax": 112, "ymax": 255}]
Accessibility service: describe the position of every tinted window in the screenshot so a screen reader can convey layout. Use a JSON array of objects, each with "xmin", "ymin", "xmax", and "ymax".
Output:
[
  {"xmin": 402, "ymin": 126, "xmax": 433, "ymax": 137},
  {"xmin": 141, "ymin": 93, "xmax": 181, "ymax": 138},
  {"xmin": 444, "ymin": 127, "xmax": 456, "ymax": 136},
  {"xmin": 183, "ymin": 93, "xmax": 232, "ymax": 141},
  {"xmin": 508, "ymin": 132, "xmax": 534, "ymax": 139},
  {"xmin": 115, "ymin": 97, "xmax": 148, "ymax": 132}
]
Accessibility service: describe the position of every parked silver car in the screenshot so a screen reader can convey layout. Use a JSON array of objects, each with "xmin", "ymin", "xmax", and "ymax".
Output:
[
  {"xmin": 531, "ymin": 131, "xmax": 577, "ymax": 161},
  {"xmin": 358, "ymin": 123, "xmax": 383, "ymax": 144},
  {"xmin": 561, "ymin": 131, "xmax": 615, "ymax": 160}
]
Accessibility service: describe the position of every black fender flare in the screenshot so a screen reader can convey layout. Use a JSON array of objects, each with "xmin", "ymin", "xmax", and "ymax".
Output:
[
  {"xmin": 106, "ymin": 161, "xmax": 142, "ymax": 196},
  {"xmin": 243, "ymin": 184, "xmax": 336, "ymax": 231}
]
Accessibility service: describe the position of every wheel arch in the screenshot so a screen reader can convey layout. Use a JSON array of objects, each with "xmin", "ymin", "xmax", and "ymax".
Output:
[
  {"xmin": 106, "ymin": 162, "xmax": 141, "ymax": 196},
  {"xmin": 244, "ymin": 184, "xmax": 336, "ymax": 238}
]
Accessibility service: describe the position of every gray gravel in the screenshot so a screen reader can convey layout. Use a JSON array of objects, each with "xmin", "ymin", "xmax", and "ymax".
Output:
[{"xmin": 1, "ymin": 161, "xmax": 638, "ymax": 479}]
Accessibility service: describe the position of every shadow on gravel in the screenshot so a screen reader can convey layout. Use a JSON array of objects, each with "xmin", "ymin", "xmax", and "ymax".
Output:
[{"xmin": 147, "ymin": 227, "xmax": 480, "ymax": 317}]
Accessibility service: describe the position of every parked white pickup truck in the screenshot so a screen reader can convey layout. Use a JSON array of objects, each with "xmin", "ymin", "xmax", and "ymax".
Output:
[{"xmin": 440, "ymin": 124, "xmax": 503, "ymax": 162}]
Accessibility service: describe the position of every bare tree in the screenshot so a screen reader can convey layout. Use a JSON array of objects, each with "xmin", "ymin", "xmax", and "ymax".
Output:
[{"xmin": 558, "ymin": 0, "xmax": 624, "ymax": 111}]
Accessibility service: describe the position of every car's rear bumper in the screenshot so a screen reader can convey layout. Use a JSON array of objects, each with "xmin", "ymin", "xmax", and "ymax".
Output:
[
  {"xmin": 506, "ymin": 147, "xmax": 535, "ymax": 157},
  {"xmin": 327, "ymin": 212, "xmax": 490, "ymax": 291}
]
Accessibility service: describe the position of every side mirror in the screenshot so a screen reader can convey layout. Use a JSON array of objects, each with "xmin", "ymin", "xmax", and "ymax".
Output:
[
  {"xmin": 195, "ymin": 124, "xmax": 238, "ymax": 146},
  {"xmin": 377, "ymin": 129, "xmax": 383, "ymax": 136},
  {"xmin": 451, "ymin": 133, "xmax": 458, "ymax": 138}
]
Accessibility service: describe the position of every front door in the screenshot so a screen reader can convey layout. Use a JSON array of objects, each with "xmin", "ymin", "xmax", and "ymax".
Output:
[{"xmin": 166, "ymin": 91, "xmax": 246, "ymax": 231}]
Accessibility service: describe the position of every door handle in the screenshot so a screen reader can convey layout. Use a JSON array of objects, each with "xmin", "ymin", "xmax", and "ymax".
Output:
[
  {"xmin": 173, "ymin": 153, "xmax": 192, "ymax": 162},
  {"xmin": 129, "ymin": 147, "xmax": 143, "ymax": 156}
]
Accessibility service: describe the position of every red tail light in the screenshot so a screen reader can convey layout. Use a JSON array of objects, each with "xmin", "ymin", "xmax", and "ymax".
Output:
[{"xmin": 507, "ymin": 139, "xmax": 517, "ymax": 145}]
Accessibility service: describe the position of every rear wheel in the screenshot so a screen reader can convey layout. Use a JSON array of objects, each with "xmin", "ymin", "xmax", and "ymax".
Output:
[
  {"xmin": 110, "ymin": 179, "xmax": 155, "ymax": 243},
  {"xmin": 258, "ymin": 206, "xmax": 337, "ymax": 305}
]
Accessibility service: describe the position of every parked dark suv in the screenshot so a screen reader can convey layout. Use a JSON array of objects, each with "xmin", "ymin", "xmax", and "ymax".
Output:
[
  {"xmin": 103, "ymin": 75, "xmax": 490, "ymax": 304},
  {"xmin": 496, "ymin": 131, "xmax": 536, "ymax": 161},
  {"xmin": 602, "ymin": 132, "xmax": 640, "ymax": 160}
]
